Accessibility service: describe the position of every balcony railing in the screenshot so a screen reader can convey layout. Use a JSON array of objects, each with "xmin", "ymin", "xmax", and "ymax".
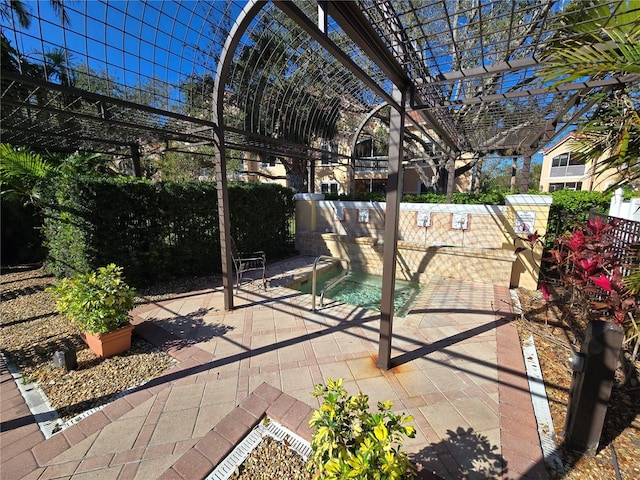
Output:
[
  {"xmin": 355, "ymin": 158, "xmax": 388, "ymax": 173},
  {"xmin": 550, "ymin": 164, "xmax": 586, "ymax": 178}
]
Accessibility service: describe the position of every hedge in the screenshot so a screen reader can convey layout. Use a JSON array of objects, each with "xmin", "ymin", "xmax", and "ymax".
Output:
[
  {"xmin": 41, "ymin": 176, "xmax": 294, "ymax": 286},
  {"xmin": 547, "ymin": 189, "xmax": 611, "ymax": 241}
]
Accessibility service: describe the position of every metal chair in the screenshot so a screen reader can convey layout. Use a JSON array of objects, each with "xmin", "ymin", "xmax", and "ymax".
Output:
[{"xmin": 230, "ymin": 238, "xmax": 267, "ymax": 293}]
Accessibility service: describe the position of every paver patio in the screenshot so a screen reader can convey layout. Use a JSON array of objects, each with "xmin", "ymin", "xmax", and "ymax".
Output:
[{"xmin": 0, "ymin": 256, "xmax": 547, "ymax": 479}]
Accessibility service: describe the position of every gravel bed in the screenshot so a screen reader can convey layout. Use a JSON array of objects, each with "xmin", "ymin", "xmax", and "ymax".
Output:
[
  {"xmin": 229, "ymin": 436, "xmax": 310, "ymax": 479},
  {"xmin": 0, "ymin": 265, "xmax": 177, "ymax": 421}
]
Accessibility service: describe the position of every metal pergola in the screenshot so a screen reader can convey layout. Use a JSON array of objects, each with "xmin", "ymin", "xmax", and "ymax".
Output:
[{"xmin": 2, "ymin": 0, "xmax": 638, "ymax": 368}]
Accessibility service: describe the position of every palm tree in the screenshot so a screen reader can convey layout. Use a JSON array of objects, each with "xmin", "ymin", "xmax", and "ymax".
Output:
[
  {"xmin": 0, "ymin": 143, "xmax": 59, "ymax": 206},
  {"xmin": 537, "ymin": 0, "xmax": 640, "ymax": 190},
  {"xmin": 0, "ymin": 0, "xmax": 69, "ymax": 29}
]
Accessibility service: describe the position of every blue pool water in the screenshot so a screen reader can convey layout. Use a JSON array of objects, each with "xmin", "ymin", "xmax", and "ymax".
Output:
[{"xmin": 295, "ymin": 269, "xmax": 420, "ymax": 317}]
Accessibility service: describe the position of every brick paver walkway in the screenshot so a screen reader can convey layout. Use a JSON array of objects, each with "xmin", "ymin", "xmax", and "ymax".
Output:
[{"xmin": 1, "ymin": 256, "xmax": 547, "ymax": 479}]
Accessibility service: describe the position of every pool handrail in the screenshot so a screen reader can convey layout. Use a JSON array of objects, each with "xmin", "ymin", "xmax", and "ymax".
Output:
[
  {"xmin": 311, "ymin": 255, "xmax": 350, "ymax": 312},
  {"xmin": 319, "ymin": 269, "xmax": 350, "ymax": 308}
]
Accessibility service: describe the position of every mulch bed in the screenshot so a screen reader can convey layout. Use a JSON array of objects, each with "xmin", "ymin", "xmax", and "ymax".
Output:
[{"xmin": 515, "ymin": 285, "xmax": 640, "ymax": 480}]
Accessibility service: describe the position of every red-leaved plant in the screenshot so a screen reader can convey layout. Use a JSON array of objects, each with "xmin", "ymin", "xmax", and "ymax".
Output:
[
  {"xmin": 546, "ymin": 216, "xmax": 638, "ymax": 329},
  {"xmin": 515, "ymin": 217, "xmax": 639, "ymax": 381}
]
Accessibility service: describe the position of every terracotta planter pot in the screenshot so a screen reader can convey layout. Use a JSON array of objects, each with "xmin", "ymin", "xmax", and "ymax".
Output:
[{"xmin": 82, "ymin": 324, "xmax": 134, "ymax": 358}]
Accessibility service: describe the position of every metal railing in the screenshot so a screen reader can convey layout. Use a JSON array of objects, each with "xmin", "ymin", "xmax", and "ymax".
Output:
[{"xmin": 311, "ymin": 255, "xmax": 350, "ymax": 311}]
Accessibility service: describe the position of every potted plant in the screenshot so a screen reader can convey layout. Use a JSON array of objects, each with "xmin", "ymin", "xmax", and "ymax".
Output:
[{"xmin": 49, "ymin": 264, "xmax": 136, "ymax": 358}]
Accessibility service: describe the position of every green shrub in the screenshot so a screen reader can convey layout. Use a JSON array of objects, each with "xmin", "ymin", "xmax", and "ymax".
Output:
[
  {"xmin": 402, "ymin": 191, "xmax": 508, "ymax": 205},
  {"xmin": 48, "ymin": 264, "xmax": 135, "ymax": 334},
  {"xmin": 326, "ymin": 190, "xmax": 509, "ymax": 205},
  {"xmin": 546, "ymin": 190, "xmax": 611, "ymax": 247},
  {"xmin": 307, "ymin": 378, "xmax": 416, "ymax": 480},
  {"xmin": 401, "ymin": 192, "xmax": 446, "ymax": 204},
  {"xmin": 228, "ymin": 182, "xmax": 295, "ymax": 257},
  {"xmin": 40, "ymin": 176, "xmax": 294, "ymax": 286}
]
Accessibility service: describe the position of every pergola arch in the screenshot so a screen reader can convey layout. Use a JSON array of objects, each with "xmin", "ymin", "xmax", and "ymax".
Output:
[
  {"xmin": 222, "ymin": 3, "xmax": 388, "ymax": 158},
  {"xmin": 3, "ymin": 1, "xmax": 637, "ymax": 158},
  {"xmin": 2, "ymin": 0, "xmax": 638, "ymax": 368}
]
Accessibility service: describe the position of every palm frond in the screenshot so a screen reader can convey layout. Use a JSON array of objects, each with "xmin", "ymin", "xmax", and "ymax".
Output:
[
  {"xmin": 539, "ymin": 28, "xmax": 640, "ymax": 87},
  {"xmin": 626, "ymin": 267, "xmax": 640, "ymax": 296},
  {"xmin": 0, "ymin": 143, "xmax": 58, "ymax": 205},
  {"xmin": 0, "ymin": 0, "xmax": 32, "ymax": 28}
]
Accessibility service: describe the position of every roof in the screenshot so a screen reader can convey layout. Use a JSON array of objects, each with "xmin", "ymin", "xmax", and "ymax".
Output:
[{"xmin": 540, "ymin": 132, "xmax": 585, "ymax": 155}]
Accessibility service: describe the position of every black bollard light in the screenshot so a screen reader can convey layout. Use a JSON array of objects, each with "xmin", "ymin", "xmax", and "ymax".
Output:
[
  {"xmin": 53, "ymin": 350, "xmax": 78, "ymax": 371},
  {"xmin": 562, "ymin": 320, "xmax": 624, "ymax": 455}
]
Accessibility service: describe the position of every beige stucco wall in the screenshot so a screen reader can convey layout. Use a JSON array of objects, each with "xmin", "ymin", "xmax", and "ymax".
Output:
[
  {"xmin": 540, "ymin": 135, "xmax": 621, "ymax": 192},
  {"xmin": 504, "ymin": 195, "xmax": 553, "ymax": 290},
  {"xmin": 239, "ymin": 153, "xmax": 289, "ymax": 187},
  {"xmin": 296, "ymin": 232, "xmax": 516, "ymax": 286},
  {"xmin": 294, "ymin": 194, "xmax": 552, "ymax": 289}
]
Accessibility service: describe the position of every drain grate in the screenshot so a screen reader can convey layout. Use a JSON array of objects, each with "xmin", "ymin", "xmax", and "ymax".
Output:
[{"xmin": 206, "ymin": 417, "xmax": 311, "ymax": 480}]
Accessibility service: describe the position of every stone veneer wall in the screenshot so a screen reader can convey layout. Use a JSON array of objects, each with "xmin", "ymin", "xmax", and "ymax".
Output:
[
  {"xmin": 294, "ymin": 194, "xmax": 552, "ymax": 289},
  {"xmin": 295, "ymin": 232, "xmax": 516, "ymax": 287}
]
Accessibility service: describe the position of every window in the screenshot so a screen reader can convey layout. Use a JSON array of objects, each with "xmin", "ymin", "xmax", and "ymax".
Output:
[
  {"xmin": 321, "ymin": 140, "xmax": 337, "ymax": 166},
  {"xmin": 354, "ymin": 138, "xmax": 373, "ymax": 158},
  {"xmin": 549, "ymin": 152, "xmax": 585, "ymax": 177},
  {"xmin": 260, "ymin": 157, "xmax": 276, "ymax": 168},
  {"xmin": 549, "ymin": 182, "xmax": 582, "ymax": 192},
  {"xmin": 551, "ymin": 153, "xmax": 569, "ymax": 167},
  {"xmin": 321, "ymin": 182, "xmax": 339, "ymax": 194},
  {"xmin": 551, "ymin": 152, "xmax": 584, "ymax": 167}
]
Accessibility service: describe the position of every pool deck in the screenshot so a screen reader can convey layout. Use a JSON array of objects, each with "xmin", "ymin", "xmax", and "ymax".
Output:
[{"xmin": 1, "ymin": 255, "xmax": 548, "ymax": 479}]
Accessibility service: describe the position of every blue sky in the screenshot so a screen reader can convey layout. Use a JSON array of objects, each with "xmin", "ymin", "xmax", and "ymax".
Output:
[
  {"xmin": 7, "ymin": 1, "xmax": 222, "ymax": 90},
  {"xmin": 4, "ymin": 1, "xmax": 567, "ymax": 158}
]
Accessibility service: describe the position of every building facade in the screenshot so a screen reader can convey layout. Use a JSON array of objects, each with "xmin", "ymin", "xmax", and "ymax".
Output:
[{"xmin": 539, "ymin": 133, "xmax": 621, "ymax": 192}]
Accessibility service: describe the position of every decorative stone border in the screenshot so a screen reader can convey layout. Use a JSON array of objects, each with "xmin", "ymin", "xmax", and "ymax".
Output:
[
  {"xmin": 158, "ymin": 383, "xmax": 314, "ymax": 480},
  {"xmin": 1, "ymin": 353, "xmax": 62, "ymax": 439}
]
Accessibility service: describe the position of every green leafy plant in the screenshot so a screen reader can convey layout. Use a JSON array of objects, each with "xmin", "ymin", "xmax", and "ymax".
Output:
[
  {"xmin": 0, "ymin": 143, "xmax": 59, "ymax": 206},
  {"xmin": 48, "ymin": 264, "xmax": 136, "ymax": 334},
  {"xmin": 307, "ymin": 378, "xmax": 416, "ymax": 480}
]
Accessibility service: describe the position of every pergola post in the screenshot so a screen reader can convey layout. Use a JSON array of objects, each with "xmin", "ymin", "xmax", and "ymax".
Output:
[
  {"xmin": 212, "ymin": 0, "xmax": 266, "ymax": 311},
  {"xmin": 378, "ymin": 85, "xmax": 406, "ymax": 370},
  {"xmin": 520, "ymin": 151, "xmax": 532, "ymax": 193},
  {"xmin": 214, "ymin": 126, "xmax": 234, "ymax": 311}
]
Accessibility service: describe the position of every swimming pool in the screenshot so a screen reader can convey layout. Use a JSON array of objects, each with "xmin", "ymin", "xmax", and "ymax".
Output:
[{"xmin": 294, "ymin": 268, "xmax": 420, "ymax": 317}]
